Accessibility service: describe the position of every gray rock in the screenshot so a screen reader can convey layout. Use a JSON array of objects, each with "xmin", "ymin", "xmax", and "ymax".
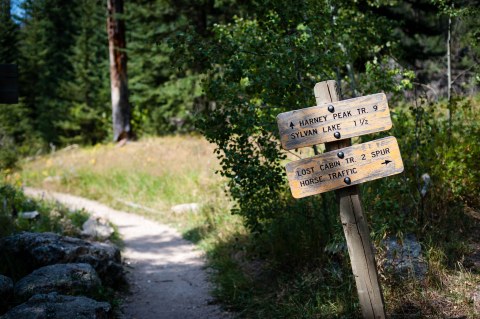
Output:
[
  {"xmin": 0, "ymin": 232, "xmax": 123, "ymax": 287},
  {"xmin": 0, "ymin": 275, "xmax": 13, "ymax": 314},
  {"xmin": 81, "ymin": 216, "xmax": 114, "ymax": 240},
  {"xmin": 0, "ymin": 292, "xmax": 112, "ymax": 319},
  {"xmin": 381, "ymin": 234, "xmax": 427, "ymax": 279},
  {"xmin": 19, "ymin": 211, "xmax": 39, "ymax": 220},
  {"xmin": 43, "ymin": 175, "xmax": 61, "ymax": 183},
  {"xmin": 473, "ymin": 286, "xmax": 480, "ymax": 315},
  {"xmin": 171, "ymin": 203, "xmax": 200, "ymax": 214},
  {"xmin": 14, "ymin": 263, "xmax": 101, "ymax": 302}
]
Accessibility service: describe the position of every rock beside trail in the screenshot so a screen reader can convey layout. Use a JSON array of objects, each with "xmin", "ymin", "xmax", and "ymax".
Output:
[
  {"xmin": 14, "ymin": 263, "xmax": 101, "ymax": 302},
  {"xmin": 171, "ymin": 203, "xmax": 200, "ymax": 214},
  {"xmin": 0, "ymin": 232, "xmax": 123, "ymax": 286},
  {"xmin": 0, "ymin": 292, "xmax": 112, "ymax": 319},
  {"xmin": 81, "ymin": 216, "xmax": 114, "ymax": 240},
  {"xmin": 472, "ymin": 286, "xmax": 480, "ymax": 314},
  {"xmin": 381, "ymin": 234, "xmax": 427, "ymax": 279},
  {"xmin": 0, "ymin": 275, "xmax": 13, "ymax": 313}
]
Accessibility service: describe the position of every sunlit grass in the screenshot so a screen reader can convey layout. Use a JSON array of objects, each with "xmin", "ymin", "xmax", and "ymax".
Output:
[
  {"xmin": 24, "ymin": 136, "xmax": 216, "ymax": 209},
  {"xmin": 21, "ymin": 135, "xmax": 245, "ymax": 248}
]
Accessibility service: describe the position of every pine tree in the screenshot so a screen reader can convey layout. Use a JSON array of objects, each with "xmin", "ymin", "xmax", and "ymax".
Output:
[
  {"xmin": 0, "ymin": 0, "xmax": 18, "ymax": 64},
  {"xmin": 19, "ymin": 0, "xmax": 77, "ymax": 145},
  {"xmin": 126, "ymin": 0, "xmax": 181, "ymax": 135},
  {"xmin": 57, "ymin": 0, "xmax": 110, "ymax": 145},
  {"xmin": 126, "ymin": 0, "xmax": 250, "ymax": 135}
]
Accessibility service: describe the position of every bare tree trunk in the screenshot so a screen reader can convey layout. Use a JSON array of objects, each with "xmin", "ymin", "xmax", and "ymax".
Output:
[
  {"xmin": 447, "ymin": 14, "xmax": 452, "ymax": 141},
  {"xmin": 107, "ymin": 0, "xmax": 132, "ymax": 142}
]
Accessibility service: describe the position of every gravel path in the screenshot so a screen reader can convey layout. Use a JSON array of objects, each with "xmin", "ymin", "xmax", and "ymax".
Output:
[{"xmin": 24, "ymin": 187, "xmax": 230, "ymax": 319}]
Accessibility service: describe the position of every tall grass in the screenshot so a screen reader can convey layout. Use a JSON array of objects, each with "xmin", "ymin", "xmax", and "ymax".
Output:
[{"xmin": 23, "ymin": 136, "xmax": 222, "ymax": 212}]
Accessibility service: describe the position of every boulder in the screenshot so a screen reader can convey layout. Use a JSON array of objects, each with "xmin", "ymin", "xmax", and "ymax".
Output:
[
  {"xmin": 18, "ymin": 211, "xmax": 39, "ymax": 220},
  {"xmin": 0, "ymin": 232, "xmax": 123, "ymax": 286},
  {"xmin": 14, "ymin": 263, "xmax": 101, "ymax": 302},
  {"xmin": 81, "ymin": 216, "xmax": 114, "ymax": 240},
  {"xmin": 171, "ymin": 203, "xmax": 200, "ymax": 214},
  {"xmin": 381, "ymin": 234, "xmax": 427, "ymax": 279},
  {"xmin": 0, "ymin": 275, "xmax": 13, "ymax": 314},
  {"xmin": 0, "ymin": 292, "xmax": 112, "ymax": 319},
  {"xmin": 473, "ymin": 286, "xmax": 480, "ymax": 315}
]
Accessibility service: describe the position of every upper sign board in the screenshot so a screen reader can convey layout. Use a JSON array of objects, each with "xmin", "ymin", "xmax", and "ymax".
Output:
[
  {"xmin": 277, "ymin": 93, "xmax": 392, "ymax": 150},
  {"xmin": 285, "ymin": 136, "xmax": 404, "ymax": 198}
]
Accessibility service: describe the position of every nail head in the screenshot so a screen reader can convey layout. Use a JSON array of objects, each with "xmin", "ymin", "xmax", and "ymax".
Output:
[
  {"xmin": 334, "ymin": 132, "xmax": 341, "ymax": 139},
  {"xmin": 328, "ymin": 105, "xmax": 335, "ymax": 113},
  {"xmin": 337, "ymin": 151, "xmax": 344, "ymax": 159},
  {"xmin": 344, "ymin": 177, "xmax": 351, "ymax": 185}
]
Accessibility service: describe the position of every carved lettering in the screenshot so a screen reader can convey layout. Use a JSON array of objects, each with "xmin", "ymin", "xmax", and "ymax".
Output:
[
  {"xmin": 322, "ymin": 124, "xmax": 341, "ymax": 133},
  {"xmin": 290, "ymin": 128, "xmax": 319, "ymax": 140},
  {"xmin": 327, "ymin": 168, "xmax": 358, "ymax": 180},
  {"xmin": 319, "ymin": 161, "xmax": 340, "ymax": 171},
  {"xmin": 299, "ymin": 115, "xmax": 328, "ymax": 127},
  {"xmin": 299, "ymin": 176, "xmax": 323, "ymax": 187},
  {"xmin": 371, "ymin": 148, "xmax": 390, "ymax": 158}
]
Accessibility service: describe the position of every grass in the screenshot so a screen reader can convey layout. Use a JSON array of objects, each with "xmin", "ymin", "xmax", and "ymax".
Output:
[
  {"xmin": 21, "ymin": 135, "xmax": 232, "ymax": 224},
  {"xmin": 0, "ymin": 183, "xmax": 91, "ymax": 238},
  {"xmin": 17, "ymin": 133, "xmax": 480, "ymax": 318},
  {"xmin": 20, "ymin": 134, "xmax": 245, "ymax": 257}
]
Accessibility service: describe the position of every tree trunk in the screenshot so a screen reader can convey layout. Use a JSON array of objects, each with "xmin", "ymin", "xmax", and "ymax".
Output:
[
  {"xmin": 107, "ymin": 0, "xmax": 132, "ymax": 142},
  {"xmin": 447, "ymin": 13, "xmax": 452, "ymax": 141}
]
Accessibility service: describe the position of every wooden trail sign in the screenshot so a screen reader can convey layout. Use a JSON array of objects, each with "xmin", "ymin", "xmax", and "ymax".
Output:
[
  {"xmin": 312, "ymin": 81, "xmax": 386, "ymax": 318},
  {"xmin": 276, "ymin": 79, "xmax": 405, "ymax": 318},
  {"xmin": 0, "ymin": 64, "xmax": 19, "ymax": 104},
  {"xmin": 277, "ymin": 93, "xmax": 391, "ymax": 150},
  {"xmin": 286, "ymin": 136, "xmax": 404, "ymax": 198}
]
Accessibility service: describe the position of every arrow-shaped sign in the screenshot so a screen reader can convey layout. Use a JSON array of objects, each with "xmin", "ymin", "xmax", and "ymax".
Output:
[
  {"xmin": 277, "ymin": 93, "xmax": 392, "ymax": 150},
  {"xmin": 284, "ymin": 136, "xmax": 404, "ymax": 198}
]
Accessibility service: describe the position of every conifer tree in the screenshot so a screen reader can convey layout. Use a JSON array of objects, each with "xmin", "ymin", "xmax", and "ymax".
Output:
[
  {"xmin": 58, "ymin": 0, "xmax": 110, "ymax": 144},
  {"xmin": 0, "ymin": 0, "xmax": 18, "ymax": 64},
  {"xmin": 19, "ymin": 0, "xmax": 77, "ymax": 145}
]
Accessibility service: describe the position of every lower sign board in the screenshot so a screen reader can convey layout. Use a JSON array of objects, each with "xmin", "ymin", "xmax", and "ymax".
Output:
[
  {"xmin": 277, "ymin": 93, "xmax": 392, "ymax": 150},
  {"xmin": 285, "ymin": 136, "xmax": 404, "ymax": 198}
]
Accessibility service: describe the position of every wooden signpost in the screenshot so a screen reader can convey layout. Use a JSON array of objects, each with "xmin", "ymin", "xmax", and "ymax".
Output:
[
  {"xmin": 277, "ymin": 80, "xmax": 404, "ymax": 319},
  {"xmin": 0, "ymin": 64, "xmax": 19, "ymax": 104}
]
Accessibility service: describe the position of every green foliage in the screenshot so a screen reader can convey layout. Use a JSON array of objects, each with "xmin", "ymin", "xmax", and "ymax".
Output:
[
  {"xmin": 18, "ymin": 0, "xmax": 78, "ymax": 145},
  {"xmin": 0, "ymin": 182, "xmax": 89, "ymax": 238},
  {"xmin": 126, "ymin": 0, "xmax": 250, "ymax": 135},
  {"xmin": 361, "ymin": 95, "xmax": 480, "ymax": 240},
  {"xmin": 127, "ymin": 0, "xmax": 195, "ymax": 135},
  {"xmin": 0, "ymin": 132, "xmax": 18, "ymax": 170},
  {"xmin": 175, "ymin": 0, "xmax": 411, "ymax": 266},
  {"xmin": 0, "ymin": 0, "xmax": 18, "ymax": 63},
  {"xmin": 57, "ymin": 0, "xmax": 111, "ymax": 145}
]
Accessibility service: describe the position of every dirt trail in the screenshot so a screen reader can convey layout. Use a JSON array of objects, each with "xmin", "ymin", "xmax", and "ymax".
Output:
[{"xmin": 24, "ymin": 188, "xmax": 230, "ymax": 319}]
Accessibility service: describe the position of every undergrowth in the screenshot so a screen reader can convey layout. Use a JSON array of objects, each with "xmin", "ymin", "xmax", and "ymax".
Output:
[{"xmin": 0, "ymin": 182, "xmax": 90, "ymax": 238}]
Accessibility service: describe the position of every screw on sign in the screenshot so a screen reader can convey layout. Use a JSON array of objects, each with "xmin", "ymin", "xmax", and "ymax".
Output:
[{"xmin": 277, "ymin": 80, "xmax": 405, "ymax": 319}]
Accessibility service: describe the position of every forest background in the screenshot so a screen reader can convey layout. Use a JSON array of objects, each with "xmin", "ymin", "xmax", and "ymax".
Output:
[{"xmin": 1, "ymin": 0, "xmax": 480, "ymax": 317}]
